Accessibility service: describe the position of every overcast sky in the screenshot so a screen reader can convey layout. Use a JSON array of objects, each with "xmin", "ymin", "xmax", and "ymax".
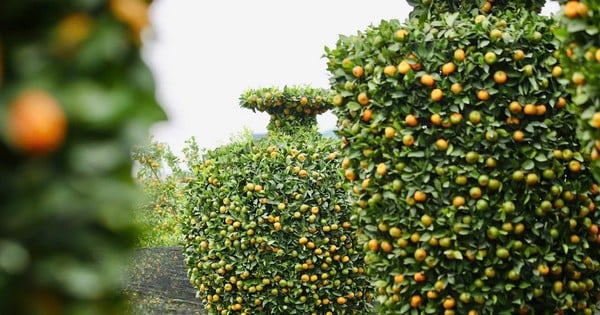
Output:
[{"xmin": 143, "ymin": 1, "xmax": 559, "ymax": 152}]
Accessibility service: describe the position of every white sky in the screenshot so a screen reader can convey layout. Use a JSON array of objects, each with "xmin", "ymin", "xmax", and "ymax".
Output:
[{"xmin": 143, "ymin": 1, "xmax": 559, "ymax": 152}]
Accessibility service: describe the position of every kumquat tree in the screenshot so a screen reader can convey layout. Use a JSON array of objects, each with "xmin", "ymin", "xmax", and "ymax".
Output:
[
  {"xmin": 181, "ymin": 86, "xmax": 372, "ymax": 314},
  {"xmin": 326, "ymin": 0, "xmax": 600, "ymax": 313}
]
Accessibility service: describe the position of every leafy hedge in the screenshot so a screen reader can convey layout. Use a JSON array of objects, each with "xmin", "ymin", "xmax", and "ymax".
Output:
[
  {"xmin": 326, "ymin": 1, "xmax": 600, "ymax": 314},
  {"xmin": 182, "ymin": 87, "xmax": 371, "ymax": 314},
  {"xmin": 0, "ymin": 0, "xmax": 164, "ymax": 313}
]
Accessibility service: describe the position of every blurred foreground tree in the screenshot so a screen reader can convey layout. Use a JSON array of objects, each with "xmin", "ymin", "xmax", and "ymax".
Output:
[{"xmin": 0, "ymin": 0, "xmax": 165, "ymax": 314}]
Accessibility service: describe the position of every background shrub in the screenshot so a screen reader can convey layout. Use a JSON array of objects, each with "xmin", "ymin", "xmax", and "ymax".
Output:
[
  {"xmin": 132, "ymin": 138, "xmax": 200, "ymax": 247},
  {"xmin": 326, "ymin": 1, "xmax": 600, "ymax": 313}
]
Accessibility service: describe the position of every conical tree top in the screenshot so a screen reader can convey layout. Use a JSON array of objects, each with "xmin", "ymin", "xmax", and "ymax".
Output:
[
  {"xmin": 240, "ymin": 85, "xmax": 333, "ymax": 133},
  {"xmin": 407, "ymin": 0, "xmax": 546, "ymax": 16}
]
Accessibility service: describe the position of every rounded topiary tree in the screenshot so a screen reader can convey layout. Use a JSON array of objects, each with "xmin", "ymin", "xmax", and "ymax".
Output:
[
  {"xmin": 182, "ymin": 86, "xmax": 371, "ymax": 314},
  {"xmin": 556, "ymin": 0, "xmax": 600, "ymax": 179},
  {"xmin": 326, "ymin": 0, "xmax": 600, "ymax": 313},
  {"xmin": 0, "ymin": 0, "xmax": 164, "ymax": 314}
]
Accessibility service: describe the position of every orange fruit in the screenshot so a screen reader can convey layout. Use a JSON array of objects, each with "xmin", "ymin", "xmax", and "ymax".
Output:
[
  {"xmin": 493, "ymin": 70, "xmax": 507, "ymax": 84},
  {"xmin": 591, "ymin": 112, "xmax": 600, "ymax": 128},
  {"xmin": 397, "ymin": 61, "xmax": 411, "ymax": 74},
  {"xmin": 376, "ymin": 162, "xmax": 387, "ymax": 176},
  {"xmin": 430, "ymin": 113, "xmax": 442, "ymax": 126},
  {"xmin": 579, "ymin": 3, "xmax": 590, "ymax": 18},
  {"xmin": 344, "ymin": 169, "xmax": 356, "ymax": 182},
  {"xmin": 7, "ymin": 89, "xmax": 67, "ymax": 154},
  {"xmin": 110, "ymin": 0, "xmax": 149, "ymax": 34},
  {"xmin": 508, "ymin": 101, "xmax": 522, "ymax": 113},
  {"xmin": 410, "ymin": 232, "xmax": 421, "ymax": 243},
  {"xmin": 56, "ymin": 13, "xmax": 93, "ymax": 49},
  {"xmin": 450, "ymin": 112, "xmax": 463, "ymax": 125},
  {"xmin": 469, "ymin": 187, "xmax": 482, "ymax": 199},
  {"xmin": 538, "ymin": 264, "xmax": 550, "ymax": 276},
  {"xmin": 414, "ymin": 272, "xmax": 426, "ymax": 282},
  {"xmin": 336, "ymin": 296, "xmax": 347, "ymax": 305},
  {"xmin": 332, "ymin": 94, "xmax": 344, "ymax": 106},
  {"xmin": 477, "ymin": 89, "xmax": 490, "ymax": 101},
  {"xmin": 384, "ymin": 65, "xmax": 397, "ymax": 76},
  {"xmin": 367, "ymin": 239, "xmax": 380, "ymax": 251},
  {"xmin": 441, "ymin": 62, "xmax": 456, "ymax": 75},
  {"xmin": 402, "ymin": 134, "xmax": 415, "ymax": 146},
  {"xmin": 570, "ymin": 234, "xmax": 580, "ymax": 244},
  {"xmin": 381, "ymin": 241, "xmax": 393, "ymax": 253},
  {"xmin": 523, "ymin": 104, "xmax": 537, "ymax": 115},
  {"xmin": 362, "ymin": 109, "xmax": 373, "ymax": 122},
  {"xmin": 427, "ymin": 290, "xmax": 439, "ymax": 299},
  {"xmin": 352, "ymin": 65, "xmax": 365, "ymax": 78},
  {"xmin": 435, "ymin": 138, "xmax": 448, "ymax": 151},
  {"xmin": 572, "ymin": 72, "xmax": 586, "ymax": 85},
  {"xmin": 452, "ymin": 196, "xmax": 466, "ymax": 207},
  {"xmin": 431, "ymin": 88, "xmax": 443, "ymax": 102},
  {"xmin": 536, "ymin": 105, "xmax": 547, "ymax": 116},
  {"xmin": 513, "ymin": 130, "xmax": 524, "ymax": 142},
  {"xmin": 443, "ymin": 297, "xmax": 456, "ymax": 309},
  {"xmin": 384, "ymin": 126, "xmax": 396, "ymax": 139},
  {"xmin": 569, "ymin": 160, "xmax": 581, "ymax": 173},
  {"xmin": 481, "ymin": 1, "xmax": 492, "ymax": 12},
  {"xmin": 434, "ymin": 280, "xmax": 446, "ymax": 291},
  {"xmin": 556, "ymin": 97, "xmax": 567, "ymax": 108},
  {"xmin": 450, "ymin": 82, "xmax": 463, "ymax": 95},
  {"xmin": 420, "ymin": 74, "xmax": 435, "ymax": 87},
  {"xmin": 564, "ymin": 1, "xmax": 580, "ymax": 18},
  {"xmin": 410, "ymin": 295, "xmax": 422, "ymax": 308},
  {"xmin": 395, "ymin": 29, "xmax": 409, "ymax": 40},
  {"xmin": 405, "ymin": 114, "xmax": 418, "ymax": 127},
  {"xmin": 513, "ymin": 49, "xmax": 525, "ymax": 61},
  {"xmin": 394, "ymin": 274, "xmax": 404, "ymax": 284},
  {"xmin": 490, "ymin": 29, "xmax": 503, "ymax": 40},
  {"xmin": 341, "ymin": 157, "xmax": 351, "ymax": 169},
  {"xmin": 414, "ymin": 248, "xmax": 427, "ymax": 261},
  {"xmin": 421, "ymin": 214, "xmax": 433, "ymax": 226},
  {"xmin": 389, "ymin": 227, "xmax": 402, "ymax": 238},
  {"xmin": 552, "ymin": 66, "xmax": 563, "ymax": 78},
  {"xmin": 526, "ymin": 173, "xmax": 539, "ymax": 185},
  {"xmin": 408, "ymin": 54, "xmax": 422, "ymax": 70},
  {"xmin": 454, "ymin": 48, "xmax": 466, "ymax": 62},
  {"xmin": 357, "ymin": 92, "xmax": 370, "ymax": 105},
  {"xmin": 414, "ymin": 191, "xmax": 427, "ymax": 202}
]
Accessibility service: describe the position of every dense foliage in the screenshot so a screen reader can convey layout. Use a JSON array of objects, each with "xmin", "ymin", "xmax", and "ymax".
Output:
[
  {"xmin": 555, "ymin": 0, "xmax": 600, "ymax": 180},
  {"xmin": 0, "ymin": 0, "xmax": 164, "ymax": 313},
  {"xmin": 326, "ymin": 1, "xmax": 600, "ymax": 314},
  {"xmin": 182, "ymin": 87, "xmax": 371, "ymax": 314}
]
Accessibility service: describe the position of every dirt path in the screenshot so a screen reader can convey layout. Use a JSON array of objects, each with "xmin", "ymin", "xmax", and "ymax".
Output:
[{"xmin": 125, "ymin": 246, "xmax": 205, "ymax": 315}]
